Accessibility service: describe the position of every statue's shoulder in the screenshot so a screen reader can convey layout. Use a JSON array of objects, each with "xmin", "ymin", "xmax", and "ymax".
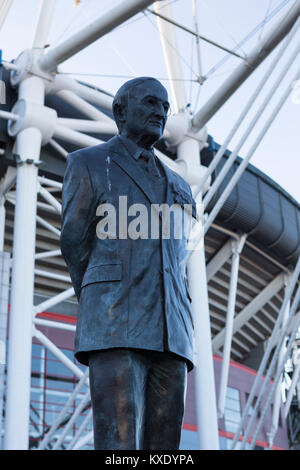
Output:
[
  {"xmin": 66, "ymin": 137, "xmax": 118, "ymax": 167},
  {"xmin": 164, "ymin": 163, "xmax": 193, "ymax": 196}
]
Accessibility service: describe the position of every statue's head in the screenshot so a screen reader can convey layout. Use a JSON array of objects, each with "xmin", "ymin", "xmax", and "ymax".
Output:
[{"xmin": 112, "ymin": 77, "xmax": 169, "ymax": 149}]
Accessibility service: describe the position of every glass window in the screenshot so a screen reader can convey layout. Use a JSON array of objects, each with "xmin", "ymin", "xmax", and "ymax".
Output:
[
  {"xmin": 224, "ymin": 387, "xmax": 241, "ymax": 435},
  {"xmin": 224, "ymin": 420, "xmax": 239, "ymax": 434},
  {"xmin": 224, "ymin": 408, "xmax": 240, "ymax": 422},
  {"xmin": 226, "ymin": 387, "xmax": 240, "ymax": 400},
  {"xmin": 225, "ymin": 396, "xmax": 241, "ymax": 412}
]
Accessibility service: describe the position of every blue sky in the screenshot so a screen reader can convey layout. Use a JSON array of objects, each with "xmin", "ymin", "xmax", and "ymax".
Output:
[{"xmin": 1, "ymin": 0, "xmax": 299, "ymax": 201}]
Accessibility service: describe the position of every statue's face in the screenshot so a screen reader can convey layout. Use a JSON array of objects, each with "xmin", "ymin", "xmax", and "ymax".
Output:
[{"xmin": 121, "ymin": 80, "xmax": 169, "ymax": 148}]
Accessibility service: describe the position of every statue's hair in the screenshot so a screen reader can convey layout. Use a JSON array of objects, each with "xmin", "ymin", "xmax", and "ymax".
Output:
[{"xmin": 112, "ymin": 77, "xmax": 163, "ymax": 131}]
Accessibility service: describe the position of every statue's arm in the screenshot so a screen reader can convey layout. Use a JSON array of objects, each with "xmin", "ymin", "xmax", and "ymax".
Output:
[{"xmin": 60, "ymin": 153, "xmax": 96, "ymax": 301}]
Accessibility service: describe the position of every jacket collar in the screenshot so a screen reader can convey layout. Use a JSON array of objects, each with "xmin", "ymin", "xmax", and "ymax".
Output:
[
  {"xmin": 118, "ymin": 134, "xmax": 151, "ymax": 161},
  {"xmin": 106, "ymin": 136, "xmax": 177, "ymax": 206}
]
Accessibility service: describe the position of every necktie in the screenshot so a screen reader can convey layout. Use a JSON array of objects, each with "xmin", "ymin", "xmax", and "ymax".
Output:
[{"xmin": 140, "ymin": 150, "xmax": 160, "ymax": 179}]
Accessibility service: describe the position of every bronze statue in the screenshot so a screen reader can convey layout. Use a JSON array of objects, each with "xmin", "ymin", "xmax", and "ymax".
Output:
[{"xmin": 60, "ymin": 77, "xmax": 197, "ymax": 450}]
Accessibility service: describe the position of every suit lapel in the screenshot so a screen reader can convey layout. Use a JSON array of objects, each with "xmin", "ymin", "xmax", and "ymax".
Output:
[
  {"xmin": 108, "ymin": 137, "xmax": 157, "ymax": 205},
  {"xmin": 160, "ymin": 159, "xmax": 177, "ymax": 206},
  {"xmin": 106, "ymin": 136, "xmax": 178, "ymax": 206}
]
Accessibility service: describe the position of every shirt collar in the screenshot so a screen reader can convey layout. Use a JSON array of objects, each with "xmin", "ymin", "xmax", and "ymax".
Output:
[{"xmin": 118, "ymin": 135, "xmax": 154, "ymax": 161}]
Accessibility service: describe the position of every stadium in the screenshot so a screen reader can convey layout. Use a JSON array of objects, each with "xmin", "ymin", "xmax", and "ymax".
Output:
[{"xmin": 0, "ymin": 0, "xmax": 300, "ymax": 450}]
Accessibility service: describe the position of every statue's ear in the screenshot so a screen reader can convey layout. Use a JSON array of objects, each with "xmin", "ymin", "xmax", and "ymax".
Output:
[{"xmin": 113, "ymin": 103, "xmax": 126, "ymax": 129}]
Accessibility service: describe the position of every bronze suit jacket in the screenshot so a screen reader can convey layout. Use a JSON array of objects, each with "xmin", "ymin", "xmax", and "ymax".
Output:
[{"xmin": 60, "ymin": 136, "xmax": 197, "ymax": 370}]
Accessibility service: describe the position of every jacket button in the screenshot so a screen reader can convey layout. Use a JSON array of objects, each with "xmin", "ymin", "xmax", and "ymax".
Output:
[{"xmin": 165, "ymin": 267, "xmax": 170, "ymax": 273}]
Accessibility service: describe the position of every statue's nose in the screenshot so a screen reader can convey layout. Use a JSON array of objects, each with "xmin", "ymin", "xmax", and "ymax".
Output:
[{"xmin": 154, "ymin": 102, "xmax": 166, "ymax": 118}]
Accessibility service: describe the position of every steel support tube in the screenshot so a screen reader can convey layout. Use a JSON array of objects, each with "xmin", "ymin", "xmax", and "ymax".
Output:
[
  {"xmin": 57, "ymin": 117, "xmax": 117, "ymax": 134},
  {"xmin": 32, "ymin": 0, "xmax": 56, "ymax": 49},
  {"xmin": 218, "ymin": 236, "xmax": 246, "ymax": 418},
  {"xmin": 267, "ymin": 288, "xmax": 290, "ymax": 448},
  {"xmin": 204, "ymin": 63, "xmax": 300, "ymax": 235},
  {"xmin": 192, "ymin": 0, "xmax": 203, "ymax": 82},
  {"xmin": 0, "ymin": 167, "xmax": 17, "ymax": 199},
  {"xmin": 75, "ymin": 82, "xmax": 113, "ymax": 111},
  {"xmin": 0, "ymin": 0, "xmax": 13, "ymax": 30},
  {"xmin": 241, "ymin": 277, "xmax": 300, "ymax": 449},
  {"xmin": 52, "ymin": 390, "xmax": 91, "ymax": 450},
  {"xmin": 188, "ymin": 222, "xmax": 219, "ymax": 449},
  {"xmin": 156, "ymin": 148, "xmax": 185, "ymax": 175},
  {"xmin": 36, "ymin": 214, "xmax": 61, "ymax": 237},
  {"xmin": 0, "ymin": 201, "xmax": 5, "ymax": 250},
  {"xmin": 6, "ymin": 192, "xmax": 57, "ymax": 215},
  {"xmin": 203, "ymin": 32, "xmax": 300, "ymax": 211},
  {"xmin": 57, "ymin": 90, "xmax": 111, "ymax": 122},
  {"xmin": 206, "ymin": 238, "xmax": 234, "ymax": 282},
  {"xmin": 0, "ymin": 110, "xmax": 19, "ymax": 121},
  {"xmin": 73, "ymin": 430, "xmax": 93, "ymax": 450},
  {"xmin": 0, "ymin": 250, "xmax": 10, "ymax": 450},
  {"xmin": 39, "ymin": 0, "xmax": 156, "ymax": 72},
  {"xmin": 38, "ymin": 183, "xmax": 62, "ymax": 214},
  {"xmin": 182, "ymin": 138, "xmax": 219, "ymax": 450},
  {"xmin": 34, "ymin": 268, "xmax": 71, "ymax": 283},
  {"xmin": 33, "ymin": 317, "xmax": 76, "ymax": 332},
  {"xmin": 56, "ymin": 77, "xmax": 114, "ymax": 112},
  {"xmin": 4, "ymin": 76, "xmax": 44, "ymax": 449},
  {"xmin": 194, "ymin": 16, "xmax": 300, "ymax": 197},
  {"xmin": 67, "ymin": 408, "xmax": 93, "ymax": 450},
  {"xmin": 33, "ymin": 327, "xmax": 83, "ymax": 379},
  {"xmin": 1, "ymin": 61, "xmax": 18, "ymax": 71},
  {"xmin": 192, "ymin": 0, "xmax": 300, "ymax": 130},
  {"xmin": 33, "ymin": 287, "xmax": 74, "ymax": 317},
  {"xmin": 250, "ymin": 300, "xmax": 300, "ymax": 449},
  {"xmin": 4, "ymin": 107, "xmax": 43, "ymax": 449},
  {"xmin": 231, "ymin": 255, "xmax": 300, "ymax": 449},
  {"xmin": 35, "ymin": 249, "xmax": 62, "ymax": 260},
  {"xmin": 53, "ymin": 125, "xmax": 102, "ymax": 148},
  {"xmin": 38, "ymin": 176, "xmax": 62, "ymax": 190},
  {"xmin": 274, "ymin": 311, "xmax": 300, "ymax": 345},
  {"xmin": 38, "ymin": 368, "xmax": 89, "ymax": 450},
  {"xmin": 48, "ymin": 139, "xmax": 68, "ymax": 158},
  {"xmin": 213, "ymin": 272, "xmax": 285, "ymax": 351},
  {"xmin": 154, "ymin": 1, "xmax": 186, "ymax": 113},
  {"xmin": 284, "ymin": 361, "xmax": 300, "ymax": 419}
]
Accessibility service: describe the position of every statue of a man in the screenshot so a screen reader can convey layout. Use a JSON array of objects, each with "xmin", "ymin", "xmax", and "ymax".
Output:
[{"xmin": 60, "ymin": 77, "xmax": 197, "ymax": 450}]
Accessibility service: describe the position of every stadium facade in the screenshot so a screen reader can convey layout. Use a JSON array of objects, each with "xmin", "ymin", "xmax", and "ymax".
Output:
[{"xmin": 0, "ymin": 62, "xmax": 300, "ymax": 450}]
